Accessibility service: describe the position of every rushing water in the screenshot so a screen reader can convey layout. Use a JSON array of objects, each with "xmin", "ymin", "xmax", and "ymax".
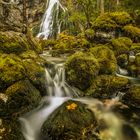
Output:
[
  {"xmin": 19, "ymin": 52, "xmax": 140, "ymax": 140},
  {"xmin": 37, "ymin": 0, "xmax": 66, "ymax": 39}
]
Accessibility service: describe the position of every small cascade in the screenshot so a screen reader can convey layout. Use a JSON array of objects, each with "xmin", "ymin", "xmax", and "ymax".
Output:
[
  {"xmin": 19, "ymin": 60, "xmax": 78, "ymax": 140},
  {"xmin": 37, "ymin": 0, "xmax": 66, "ymax": 39}
]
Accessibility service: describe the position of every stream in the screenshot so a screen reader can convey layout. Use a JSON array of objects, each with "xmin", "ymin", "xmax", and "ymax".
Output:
[{"xmin": 19, "ymin": 51, "xmax": 140, "ymax": 140}]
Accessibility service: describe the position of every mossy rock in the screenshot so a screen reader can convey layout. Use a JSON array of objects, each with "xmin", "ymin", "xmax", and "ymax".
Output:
[
  {"xmin": 92, "ymin": 12, "xmax": 133, "ymax": 32},
  {"xmin": 0, "ymin": 54, "xmax": 25, "ymax": 91},
  {"xmin": 51, "ymin": 33, "xmax": 90, "ymax": 56},
  {"xmin": 5, "ymin": 80, "xmax": 41, "ymax": 117},
  {"xmin": 0, "ymin": 118, "xmax": 25, "ymax": 140},
  {"xmin": 124, "ymin": 25, "xmax": 140, "ymax": 42},
  {"xmin": 93, "ymin": 13, "xmax": 117, "ymax": 32},
  {"xmin": 84, "ymin": 29, "xmax": 95, "ymax": 41},
  {"xmin": 130, "ymin": 43, "xmax": 140, "ymax": 53},
  {"xmin": 111, "ymin": 37, "xmax": 132, "ymax": 54},
  {"xmin": 40, "ymin": 39, "xmax": 57, "ymax": 49},
  {"xmin": 22, "ymin": 59, "xmax": 46, "ymax": 96},
  {"xmin": 135, "ymin": 53, "xmax": 140, "ymax": 66},
  {"xmin": 86, "ymin": 75, "xmax": 129, "ymax": 98},
  {"xmin": 123, "ymin": 85, "xmax": 140, "ymax": 108},
  {"xmin": 65, "ymin": 52, "xmax": 100, "ymax": 90},
  {"xmin": 0, "ymin": 31, "xmax": 29, "ymax": 54},
  {"xmin": 90, "ymin": 45, "xmax": 117, "ymax": 74},
  {"xmin": 117, "ymin": 54, "xmax": 128, "ymax": 68},
  {"xmin": 41, "ymin": 100, "xmax": 98, "ymax": 140}
]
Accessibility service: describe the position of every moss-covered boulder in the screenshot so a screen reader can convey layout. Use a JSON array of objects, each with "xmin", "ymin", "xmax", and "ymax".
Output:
[
  {"xmin": 50, "ymin": 33, "xmax": 90, "ymax": 56},
  {"xmin": 0, "ymin": 54, "xmax": 25, "ymax": 91},
  {"xmin": 0, "ymin": 31, "xmax": 29, "ymax": 54},
  {"xmin": 123, "ymin": 85, "xmax": 140, "ymax": 108},
  {"xmin": 130, "ymin": 43, "xmax": 140, "ymax": 53},
  {"xmin": 0, "ymin": 118, "xmax": 25, "ymax": 140},
  {"xmin": 22, "ymin": 59, "xmax": 46, "ymax": 96},
  {"xmin": 0, "ymin": 31, "xmax": 43, "ymax": 54},
  {"xmin": 111, "ymin": 37, "xmax": 133, "ymax": 54},
  {"xmin": 124, "ymin": 25, "xmax": 140, "ymax": 42},
  {"xmin": 65, "ymin": 52, "xmax": 99, "ymax": 90},
  {"xmin": 90, "ymin": 45, "xmax": 117, "ymax": 74},
  {"xmin": 41, "ymin": 100, "xmax": 98, "ymax": 140},
  {"xmin": 5, "ymin": 80, "xmax": 41, "ymax": 117},
  {"xmin": 86, "ymin": 75, "xmax": 129, "ymax": 98},
  {"xmin": 117, "ymin": 54, "xmax": 128, "ymax": 68},
  {"xmin": 93, "ymin": 12, "xmax": 133, "ymax": 32}
]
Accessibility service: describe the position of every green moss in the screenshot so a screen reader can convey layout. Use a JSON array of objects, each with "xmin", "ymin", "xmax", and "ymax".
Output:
[
  {"xmin": 124, "ymin": 25, "xmax": 140, "ymax": 41},
  {"xmin": 0, "ymin": 31, "xmax": 30, "ymax": 54},
  {"xmin": 0, "ymin": 119, "xmax": 25, "ymax": 140},
  {"xmin": 110, "ymin": 12, "xmax": 133, "ymax": 26},
  {"xmin": 111, "ymin": 37, "xmax": 133, "ymax": 54},
  {"xmin": 135, "ymin": 53, "xmax": 140, "ymax": 66},
  {"xmin": 129, "ymin": 85, "xmax": 140, "ymax": 100},
  {"xmin": 130, "ymin": 43, "xmax": 140, "ymax": 53},
  {"xmin": 52, "ymin": 33, "xmax": 90, "ymax": 56},
  {"xmin": 22, "ymin": 59, "xmax": 46, "ymax": 95},
  {"xmin": 41, "ymin": 100, "xmax": 98, "ymax": 140},
  {"xmin": 92, "ymin": 12, "xmax": 133, "ymax": 32},
  {"xmin": 90, "ymin": 45, "xmax": 117, "ymax": 74},
  {"xmin": 0, "ymin": 54, "xmax": 25, "ymax": 91},
  {"xmin": 65, "ymin": 52, "xmax": 99, "ymax": 90},
  {"xmin": 5, "ymin": 80, "xmax": 41, "ymax": 116},
  {"xmin": 84, "ymin": 29, "xmax": 95, "ymax": 41},
  {"xmin": 86, "ymin": 75, "xmax": 129, "ymax": 98}
]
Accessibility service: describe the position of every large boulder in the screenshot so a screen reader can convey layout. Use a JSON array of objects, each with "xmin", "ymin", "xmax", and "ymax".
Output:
[
  {"xmin": 0, "ymin": 118, "xmax": 25, "ymax": 140},
  {"xmin": 90, "ymin": 45, "xmax": 117, "ymax": 74},
  {"xmin": 41, "ymin": 100, "xmax": 98, "ymax": 140},
  {"xmin": 123, "ymin": 85, "xmax": 140, "ymax": 108},
  {"xmin": 0, "ymin": 54, "xmax": 26, "ymax": 91},
  {"xmin": 65, "ymin": 52, "xmax": 100, "ymax": 90},
  {"xmin": 0, "ymin": 31, "xmax": 29, "ymax": 54},
  {"xmin": 86, "ymin": 75, "xmax": 129, "ymax": 98},
  {"xmin": 4, "ymin": 80, "xmax": 41, "ymax": 117},
  {"xmin": 111, "ymin": 37, "xmax": 132, "ymax": 55}
]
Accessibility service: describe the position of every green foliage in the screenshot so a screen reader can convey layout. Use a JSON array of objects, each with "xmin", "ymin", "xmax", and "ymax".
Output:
[
  {"xmin": 90, "ymin": 45, "xmax": 117, "ymax": 74},
  {"xmin": 111, "ymin": 37, "xmax": 133, "ymax": 54},
  {"xmin": 65, "ymin": 52, "xmax": 99, "ymax": 90}
]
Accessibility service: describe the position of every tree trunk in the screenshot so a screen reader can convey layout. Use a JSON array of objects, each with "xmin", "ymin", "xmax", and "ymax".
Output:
[
  {"xmin": 100, "ymin": 0, "xmax": 104, "ymax": 14},
  {"xmin": 116, "ymin": 0, "xmax": 120, "ymax": 6},
  {"xmin": 22, "ymin": 0, "xmax": 27, "ymax": 34}
]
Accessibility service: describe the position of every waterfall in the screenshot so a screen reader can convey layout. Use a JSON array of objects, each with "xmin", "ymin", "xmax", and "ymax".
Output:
[{"xmin": 37, "ymin": 0, "xmax": 66, "ymax": 39}]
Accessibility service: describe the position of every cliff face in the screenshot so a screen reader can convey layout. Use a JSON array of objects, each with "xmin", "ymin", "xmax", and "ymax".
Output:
[{"xmin": 0, "ymin": 0, "xmax": 47, "ymax": 33}]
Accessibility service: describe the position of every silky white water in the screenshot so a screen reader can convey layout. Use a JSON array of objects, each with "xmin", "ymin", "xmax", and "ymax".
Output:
[
  {"xmin": 37, "ymin": 0, "xmax": 66, "ymax": 39},
  {"xmin": 20, "ymin": 53, "xmax": 140, "ymax": 140}
]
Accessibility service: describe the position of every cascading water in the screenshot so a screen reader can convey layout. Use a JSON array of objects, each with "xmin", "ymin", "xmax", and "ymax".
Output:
[
  {"xmin": 19, "ymin": 59, "xmax": 78, "ymax": 140},
  {"xmin": 37, "ymin": 0, "xmax": 66, "ymax": 39},
  {"xmin": 20, "ymin": 52, "xmax": 140, "ymax": 140}
]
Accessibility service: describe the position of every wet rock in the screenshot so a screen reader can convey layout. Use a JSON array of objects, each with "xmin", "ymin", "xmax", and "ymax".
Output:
[
  {"xmin": 0, "ymin": 31, "xmax": 29, "ymax": 54},
  {"xmin": 86, "ymin": 75, "xmax": 129, "ymax": 98},
  {"xmin": 4, "ymin": 80, "xmax": 41, "ymax": 117},
  {"xmin": 111, "ymin": 37, "xmax": 132, "ymax": 55},
  {"xmin": 0, "ymin": 54, "xmax": 26, "ymax": 91},
  {"xmin": 0, "ymin": 118, "xmax": 25, "ymax": 140},
  {"xmin": 41, "ymin": 100, "xmax": 99, "ymax": 140},
  {"xmin": 65, "ymin": 52, "xmax": 100, "ymax": 90},
  {"xmin": 90, "ymin": 45, "xmax": 117, "ymax": 74},
  {"xmin": 122, "ymin": 85, "xmax": 140, "ymax": 108}
]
